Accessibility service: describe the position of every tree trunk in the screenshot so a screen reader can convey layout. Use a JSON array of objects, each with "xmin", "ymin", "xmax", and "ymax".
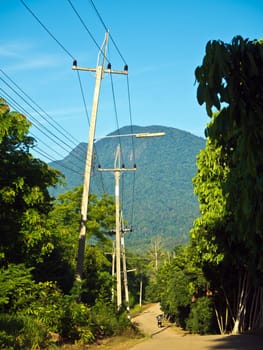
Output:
[{"xmin": 232, "ymin": 270, "xmax": 250, "ymax": 334}]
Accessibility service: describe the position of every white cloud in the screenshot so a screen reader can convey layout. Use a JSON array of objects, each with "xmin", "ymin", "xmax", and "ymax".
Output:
[
  {"xmin": 0, "ymin": 40, "xmax": 63, "ymax": 72},
  {"xmin": 6, "ymin": 56, "xmax": 61, "ymax": 71},
  {"xmin": 0, "ymin": 41, "xmax": 33, "ymax": 58}
]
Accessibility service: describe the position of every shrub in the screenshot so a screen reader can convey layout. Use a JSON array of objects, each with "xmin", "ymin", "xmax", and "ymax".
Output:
[
  {"xmin": 90, "ymin": 299, "xmax": 130, "ymax": 337},
  {"xmin": 0, "ymin": 314, "xmax": 49, "ymax": 349},
  {"xmin": 186, "ymin": 297, "xmax": 215, "ymax": 334},
  {"xmin": 59, "ymin": 295, "xmax": 94, "ymax": 344}
]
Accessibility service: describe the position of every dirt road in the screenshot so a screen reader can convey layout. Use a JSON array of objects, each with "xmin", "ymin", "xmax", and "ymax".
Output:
[{"xmin": 131, "ymin": 303, "xmax": 263, "ymax": 350}]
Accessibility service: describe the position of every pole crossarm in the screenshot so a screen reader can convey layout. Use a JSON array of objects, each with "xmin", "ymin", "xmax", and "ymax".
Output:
[
  {"xmin": 98, "ymin": 167, "xmax": 136, "ymax": 172},
  {"xmin": 72, "ymin": 65, "xmax": 128, "ymax": 75},
  {"xmin": 94, "ymin": 131, "xmax": 166, "ymax": 142}
]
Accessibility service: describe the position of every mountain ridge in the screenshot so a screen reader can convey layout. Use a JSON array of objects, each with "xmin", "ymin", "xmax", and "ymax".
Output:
[{"xmin": 50, "ymin": 125, "xmax": 206, "ymax": 251}]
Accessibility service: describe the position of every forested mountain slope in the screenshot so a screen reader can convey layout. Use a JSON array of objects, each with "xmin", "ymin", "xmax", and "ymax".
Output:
[{"xmin": 50, "ymin": 125, "xmax": 205, "ymax": 251}]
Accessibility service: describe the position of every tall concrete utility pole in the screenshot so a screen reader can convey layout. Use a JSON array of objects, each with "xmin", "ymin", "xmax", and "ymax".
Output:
[
  {"xmin": 99, "ymin": 144, "xmax": 136, "ymax": 310},
  {"xmin": 72, "ymin": 32, "xmax": 128, "ymax": 283}
]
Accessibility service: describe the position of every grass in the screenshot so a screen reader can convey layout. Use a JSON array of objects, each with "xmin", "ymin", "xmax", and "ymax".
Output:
[{"xmin": 58, "ymin": 334, "xmax": 145, "ymax": 350}]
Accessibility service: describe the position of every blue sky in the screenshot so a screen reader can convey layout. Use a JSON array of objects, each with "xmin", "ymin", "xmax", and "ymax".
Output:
[{"xmin": 1, "ymin": 0, "xmax": 262, "ymax": 162}]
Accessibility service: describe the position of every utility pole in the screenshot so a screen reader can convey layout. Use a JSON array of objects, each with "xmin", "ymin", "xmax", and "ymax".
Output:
[
  {"xmin": 139, "ymin": 277, "xmax": 143, "ymax": 308},
  {"xmin": 111, "ymin": 241, "xmax": 115, "ymax": 303},
  {"xmin": 104, "ymin": 243, "xmax": 115, "ymax": 303},
  {"xmin": 98, "ymin": 144, "xmax": 136, "ymax": 310},
  {"xmin": 72, "ymin": 32, "xmax": 128, "ymax": 284},
  {"xmin": 121, "ymin": 215, "xmax": 133, "ymax": 319}
]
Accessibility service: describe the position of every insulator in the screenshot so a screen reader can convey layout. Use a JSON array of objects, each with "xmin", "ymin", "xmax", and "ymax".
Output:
[
  {"xmin": 133, "ymin": 164, "xmax": 137, "ymax": 169},
  {"xmin": 73, "ymin": 59, "xmax": 77, "ymax": 67},
  {"xmin": 107, "ymin": 63, "xmax": 112, "ymax": 69},
  {"xmin": 124, "ymin": 64, "xmax": 128, "ymax": 71},
  {"xmin": 122, "ymin": 163, "xmax": 125, "ymax": 168},
  {"xmin": 98, "ymin": 164, "xmax": 101, "ymax": 168}
]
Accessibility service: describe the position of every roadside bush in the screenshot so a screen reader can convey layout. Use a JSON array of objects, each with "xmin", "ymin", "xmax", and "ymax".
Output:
[
  {"xmin": 22, "ymin": 281, "xmax": 64, "ymax": 332},
  {"xmin": 186, "ymin": 297, "xmax": 215, "ymax": 334},
  {"xmin": 90, "ymin": 299, "xmax": 130, "ymax": 337},
  {"xmin": 59, "ymin": 296, "xmax": 94, "ymax": 344},
  {"xmin": 0, "ymin": 314, "xmax": 49, "ymax": 349}
]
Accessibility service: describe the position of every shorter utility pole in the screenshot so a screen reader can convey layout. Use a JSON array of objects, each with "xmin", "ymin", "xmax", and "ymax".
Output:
[
  {"xmin": 111, "ymin": 241, "xmax": 116, "ymax": 303},
  {"xmin": 121, "ymin": 217, "xmax": 133, "ymax": 319},
  {"xmin": 139, "ymin": 277, "xmax": 143, "ymax": 308},
  {"xmin": 98, "ymin": 144, "xmax": 136, "ymax": 310},
  {"xmin": 104, "ymin": 243, "xmax": 115, "ymax": 303}
]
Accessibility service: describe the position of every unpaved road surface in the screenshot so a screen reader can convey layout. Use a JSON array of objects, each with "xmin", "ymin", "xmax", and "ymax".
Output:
[{"xmin": 131, "ymin": 303, "xmax": 263, "ymax": 350}]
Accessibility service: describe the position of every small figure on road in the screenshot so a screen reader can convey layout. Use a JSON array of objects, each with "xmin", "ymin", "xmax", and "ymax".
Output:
[{"xmin": 156, "ymin": 314, "xmax": 163, "ymax": 328}]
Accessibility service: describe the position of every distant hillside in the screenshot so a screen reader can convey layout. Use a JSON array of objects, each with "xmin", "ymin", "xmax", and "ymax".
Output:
[{"xmin": 49, "ymin": 125, "xmax": 205, "ymax": 251}]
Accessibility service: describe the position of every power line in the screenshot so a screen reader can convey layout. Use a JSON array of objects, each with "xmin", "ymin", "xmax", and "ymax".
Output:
[
  {"xmin": 65, "ymin": 0, "xmax": 126, "ymax": 196},
  {"xmin": 126, "ymin": 75, "xmax": 136, "ymax": 226},
  {"xmin": 1, "ymin": 92, "xmax": 84, "ymax": 176},
  {"xmin": 88, "ymin": 0, "xmax": 127, "ymax": 65},
  {"xmin": 18, "ymin": 0, "xmax": 133, "ymax": 208},
  {"xmin": 0, "ymin": 78, "xmax": 86, "ymax": 163},
  {"xmin": 33, "ymin": 147, "xmax": 84, "ymax": 176},
  {"xmin": 66, "ymin": 0, "xmax": 109, "ymax": 64},
  {"xmin": 19, "ymin": 0, "xmax": 107, "ymax": 196},
  {"xmin": 108, "ymin": 70, "xmax": 126, "ymax": 210},
  {"xmin": 0, "ymin": 69, "xmax": 81, "ymax": 148},
  {"xmin": 20, "ymin": 0, "xmax": 75, "ymax": 60},
  {"xmin": 0, "ymin": 88, "xmax": 84, "ymax": 173}
]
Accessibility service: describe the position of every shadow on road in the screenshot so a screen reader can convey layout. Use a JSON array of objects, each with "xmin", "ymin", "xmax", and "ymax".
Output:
[{"xmin": 209, "ymin": 334, "xmax": 263, "ymax": 349}]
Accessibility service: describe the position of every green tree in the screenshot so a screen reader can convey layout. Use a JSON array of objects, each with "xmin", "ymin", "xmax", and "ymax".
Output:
[
  {"xmin": 157, "ymin": 246, "xmax": 213, "ymax": 331},
  {"xmin": 191, "ymin": 136, "xmax": 231, "ymax": 333},
  {"xmin": 0, "ymin": 98, "xmax": 61, "ymax": 267},
  {"xmin": 0, "ymin": 99, "xmax": 134, "ymax": 346},
  {"xmin": 45, "ymin": 186, "xmax": 115, "ymax": 294},
  {"xmin": 194, "ymin": 36, "xmax": 263, "ymax": 333}
]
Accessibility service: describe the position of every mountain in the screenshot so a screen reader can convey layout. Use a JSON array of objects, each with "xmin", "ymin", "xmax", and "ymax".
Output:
[{"xmin": 49, "ymin": 125, "xmax": 206, "ymax": 252}]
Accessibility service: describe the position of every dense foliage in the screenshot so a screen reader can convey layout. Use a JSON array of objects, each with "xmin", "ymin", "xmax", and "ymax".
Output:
[
  {"xmin": 0, "ymin": 98, "xmax": 60, "ymax": 267},
  {"xmin": 0, "ymin": 99, "xmax": 138, "ymax": 348},
  {"xmin": 146, "ymin": 36, "xmax": 263, "ymax": 336},
  {"xmin": 192, "ymin": 36, "xmax": 263, "ymax": 333}
]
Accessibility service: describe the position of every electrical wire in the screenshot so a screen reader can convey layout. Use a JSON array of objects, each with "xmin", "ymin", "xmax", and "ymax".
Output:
[
  {"xmin": 0, "ymin": 69, "xmax": 82, "ymax": 149},
  {"xmin": 18, "ymin": 0, "xmax": 134, "ymax": 209},
  {"xmin": 20, "ymin": 0, "xmax": 75, "ymax": 60},
  {"xmin": 126, "ymin": 75, "xmax": 136, "ymax": 226},
  {"xmin": 18, "ymin": 0, "xmax": 107, "ymax": 197},
  {"xmin": 88, "ymin": 0, "xmax": 127, "ymax": 65},
  {"xmin": 0, "ymin": 88, "xmax": 84, "ymax": 173},
  {"xmin": 1, "ymin": 92, "xmax": 84, "ymax": 176},
  {"xmin": 33, "ymin": 147, "xmax": 83, "ymax": 176},
  {"xmin": 84, "ymin": 0, "xmax": 136, "ymax": 225},
  {"xmin": 108, "ymin": 68, "xmax": 125, "ymax": 210},
  {"xmin": 86, "ymin": 1, "xmax": 136, "ymax": 225},
  {"xmin": 1, "ymin": 71, "xmax": 105, "ymax": 194},
  {"xmin": 0, "ymin": 78, "xmax": 86, "ymax": 164},
  {"xmin": 107, "ymin": 60, "xmax": 125, "ymax": 164},
  {"xmin": 66, "ymin": 0, "xmax": 109, "ymax": 64}
]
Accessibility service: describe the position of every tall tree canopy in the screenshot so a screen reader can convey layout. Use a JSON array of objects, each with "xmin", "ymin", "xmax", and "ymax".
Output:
[
  {"xmin": 0, "ymin": 98, "xmax": 61, "ymax": 267},
  {"xmin": 194, "ymin": 36, "xmax": 263, "ymax": 333}
]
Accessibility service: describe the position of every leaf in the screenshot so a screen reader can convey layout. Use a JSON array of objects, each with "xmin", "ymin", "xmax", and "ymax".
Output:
[{"xmin": 197, "ymin": 84, "xmax": 205, "ymax": 105}]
